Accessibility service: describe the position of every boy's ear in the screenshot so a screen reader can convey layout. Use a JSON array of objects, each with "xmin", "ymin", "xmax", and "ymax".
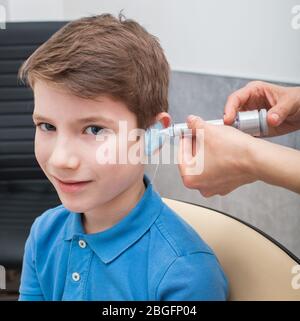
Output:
[
  {"xmin": 155, "ymin": 112, "xmax": 171, "ymax": 129},
  {"xmin": 144, "ymin": 113, "xmax": 171, "ymax": 156}
]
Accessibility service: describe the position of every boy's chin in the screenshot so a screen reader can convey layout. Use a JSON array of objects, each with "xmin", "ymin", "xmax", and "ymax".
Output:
[{"xmin": 58, "ymin": 198, "xmax": 90, "ymax": 214}]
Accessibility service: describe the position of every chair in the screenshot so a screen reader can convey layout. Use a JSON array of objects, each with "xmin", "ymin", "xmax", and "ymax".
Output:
[
  {"xmin": 0, "ymin": 22, "xmax": 68, "ymax": 293},
  {"xmin": 162, "ymin": 197, "xmax": 300, "ymax": 301}
]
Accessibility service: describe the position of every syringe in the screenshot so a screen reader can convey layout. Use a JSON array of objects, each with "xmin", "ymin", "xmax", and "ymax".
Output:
[{"xmin": 159, "ymin": 109, "xmax": 269, "ymax": 137}]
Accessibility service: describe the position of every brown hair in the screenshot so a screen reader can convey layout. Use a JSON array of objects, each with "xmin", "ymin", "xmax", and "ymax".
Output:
[{"xmin": 18, "ymin": 13, "xmax": 170, "ymax": 129}]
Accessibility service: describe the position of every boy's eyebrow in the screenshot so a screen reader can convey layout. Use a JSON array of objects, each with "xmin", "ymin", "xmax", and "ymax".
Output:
[{"xmin": 32, "ymin": 114, "xmax": 115, "ymax": 126}]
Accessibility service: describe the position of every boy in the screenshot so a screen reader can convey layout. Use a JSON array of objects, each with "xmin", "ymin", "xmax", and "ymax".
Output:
[{"xmin": 18, "ymin": 13, "xmax": 228, "ymax": 301}]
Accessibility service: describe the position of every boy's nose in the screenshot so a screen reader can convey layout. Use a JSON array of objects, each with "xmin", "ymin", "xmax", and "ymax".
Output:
[{"xmin": 48, "ymin": 142, "xmax": 80, "ymax": 169}]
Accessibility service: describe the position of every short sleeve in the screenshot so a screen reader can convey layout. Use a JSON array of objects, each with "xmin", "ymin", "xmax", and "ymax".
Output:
[
  {"xmin": 156, "ymin": 252, "xmax": 228, "ymax": 301},
  {"xmin": 18, "ymin": 218, "xmax": 45, "ymax": 301}
]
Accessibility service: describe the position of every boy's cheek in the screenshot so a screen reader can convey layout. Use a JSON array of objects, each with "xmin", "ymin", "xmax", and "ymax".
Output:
[
  {"xmin": 34, "ymin": 141, "xmax": 47, "ymax": 168},
  {"xmin": 34, "ymin": 138, "xmax": 58, "ymax": 177}
]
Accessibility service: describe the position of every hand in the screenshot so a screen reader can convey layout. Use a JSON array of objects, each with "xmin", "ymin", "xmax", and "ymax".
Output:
[
  {"xmin": 223, "ymin": 81, "xmax": 300, "ymax": 136},
  {"xmin": 178, "ymin": 116, "xmax": 258, "ymax": 197},
  {"xmin": 178, "ymin": 114, "xmax": 300, "ymax": 196}
]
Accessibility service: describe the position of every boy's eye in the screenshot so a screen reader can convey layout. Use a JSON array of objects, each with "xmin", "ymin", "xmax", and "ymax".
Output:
[
  {"xmin": 85, "ymin": 126, "xmax": 105, "ymax": 135},
  {"xmin": 36, "ymin": 123, "xmax": 55, "ymax": 131},
  {"xmin": 35, "ymin": 122, "xmax": 105, "ymax": 136}
]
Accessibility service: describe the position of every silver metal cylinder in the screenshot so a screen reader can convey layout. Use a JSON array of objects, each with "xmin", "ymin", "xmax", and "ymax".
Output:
[
  {"xmin": 162, "ymin": 108, "xmax": 268, "ymax": 137},
  {"xmin": 207, "ymin": 109, "xmax": 268, "ymax": 136},
  {"xmin": 235, "ymin": 110, "xmax": 261, "ymax": 136}
]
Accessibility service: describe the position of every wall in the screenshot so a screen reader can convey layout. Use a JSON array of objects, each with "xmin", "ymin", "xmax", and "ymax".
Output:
[{"xmin": 3, "ymin": 0, "xmax": 300, "ymax": 83}]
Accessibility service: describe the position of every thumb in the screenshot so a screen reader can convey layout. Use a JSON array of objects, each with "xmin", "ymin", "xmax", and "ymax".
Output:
[
  {"xmin": 178, "ymin": 115, "xmax": 204, "ymax": 167},
  {"xmin": 186, "ymin": 115, "xmax": 206, "ymax": 132},
  {"xmin": 267, "ymin": 103, "xmax": 289, "ymax": 127}
]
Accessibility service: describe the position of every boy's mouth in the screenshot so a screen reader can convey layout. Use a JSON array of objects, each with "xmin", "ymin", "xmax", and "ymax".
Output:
[{"xmin": 53, "ymin": 176, "xmax": 93, "ymax": 193}]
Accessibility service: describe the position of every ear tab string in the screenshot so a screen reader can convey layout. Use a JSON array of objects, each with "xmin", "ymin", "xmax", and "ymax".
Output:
[
  {"xmin": 148, "ymin": 161, "xmax": 160, "ymax": 195},
  {"xmin": 143, "ymin": 121, "xmax": 169, "ymax": 195}
]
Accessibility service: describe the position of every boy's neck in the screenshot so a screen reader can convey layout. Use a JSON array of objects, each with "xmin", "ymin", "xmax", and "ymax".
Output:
[{"xmin": 81, "ymin": 174, "xmax": 146, "ymax": 234}]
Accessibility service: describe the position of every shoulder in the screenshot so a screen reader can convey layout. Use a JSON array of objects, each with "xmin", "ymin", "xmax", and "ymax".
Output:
[
  {"xmin": 149, "ymin": 202, "xmax": 229, "ymax": 300},
  {"xmin": 156, "ymin": 250, "xmax": 229, "ymax": 300},
  {"xmin": 152, "ymin": 202, "xmax": 214, "ymax": 257}
]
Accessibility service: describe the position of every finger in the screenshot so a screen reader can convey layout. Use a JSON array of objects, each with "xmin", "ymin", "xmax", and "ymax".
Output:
[
  {"xmin": 178, "ymin": 126, "xmax": 202, "ymax": 179},
  {"xmin": 199, "ymin": 189, "xmax": 215, "ymax": 198},
  {"xmin": 186, "ymin": 115, "xmax": 205, "ymax": 133},
  {"xmin": 223, "ymin": 86, "xmax": 253, "ymax": 125},
  {"xmin": 186, "ymin": 115, "xmax": 205, "ymax": 156},
  {"xmin": 178, "ymin": 136, "xmax": 189, "ymax": 178},
  {"xmin": 178, "ymin": 134, "xmax": 193, "ymax": 168},
  {"xmin": 267, "ymin": 102, "xmax": 290, "ymax": 127}
]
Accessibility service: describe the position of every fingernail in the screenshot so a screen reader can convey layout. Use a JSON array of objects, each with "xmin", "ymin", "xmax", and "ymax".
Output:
[
  {"xmin": 187, "ymin": 115, "xmax": 197, "ymax": 122},
  {"xmin": 271, "ymin": 113, "xmax": 279, "ymax": 122}
]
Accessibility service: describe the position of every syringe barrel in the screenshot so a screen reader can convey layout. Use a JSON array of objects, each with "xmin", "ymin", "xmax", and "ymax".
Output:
[
  {"xmin": 206, "ymin": 119, "xmax": 224, "ymax": 126},
  {"xmin": 170, "ymin": 109, "xmax": 268, "ymax": 137},
  {"xmin": 207, "ymin": 109, "xmax": 268, "ymax": 136},
  {"xmin": 235, "ymin": 110, "xmax": 261, "ymax": 136}
]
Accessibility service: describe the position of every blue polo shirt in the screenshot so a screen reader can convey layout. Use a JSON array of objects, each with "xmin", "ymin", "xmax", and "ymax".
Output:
[{"xmin": 19, "ymin": 174, "xmax": 228, "ymax": 301}]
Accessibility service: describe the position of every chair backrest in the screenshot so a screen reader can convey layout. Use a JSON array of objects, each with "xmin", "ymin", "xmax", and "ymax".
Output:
[
  {"xmin": 0, "ymin": 21, "xmax": 68, "ymax": 181},
  {"xmin": 0, "ymin": 22, "xmax": 67, "ymax": 268},
  {"xmin": 162, "ymin": 197, "xmax": 300, "ymax": 301}
]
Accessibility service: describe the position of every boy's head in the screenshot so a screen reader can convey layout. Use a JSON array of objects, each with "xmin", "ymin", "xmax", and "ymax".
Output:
[
  {"xmin": 19, "ymin": 13, "xmax": 170, "ymax": 130},
  {"xmin": 18, "ymin": 13, "xmax": 171, "ymax": 214}
]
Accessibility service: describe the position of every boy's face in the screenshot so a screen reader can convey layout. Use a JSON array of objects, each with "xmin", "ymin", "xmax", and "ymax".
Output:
[{"xmin": 32, "ymin": 80, "xmax": 145, "ymax": 213}]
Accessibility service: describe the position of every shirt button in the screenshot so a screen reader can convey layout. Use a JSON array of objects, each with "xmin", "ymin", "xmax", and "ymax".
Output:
[
  {"xmin": 78, "ymin": 240, "xmax": 86, "ymax": 248},
  {"xmin": 72, "ymin": 272, "xmax": 80, "ymax": 282}
]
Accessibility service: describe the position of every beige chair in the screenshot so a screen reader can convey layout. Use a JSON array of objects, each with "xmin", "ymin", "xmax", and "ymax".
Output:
[{"xmin": 162, "ymin": 197, "xmax": 300, "ymax": 301}]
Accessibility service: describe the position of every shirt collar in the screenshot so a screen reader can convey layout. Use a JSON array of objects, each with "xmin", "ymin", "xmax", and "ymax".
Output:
[{"xmin": 64, "ymin": 174, "xmax": 164, "ymax": 264}]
